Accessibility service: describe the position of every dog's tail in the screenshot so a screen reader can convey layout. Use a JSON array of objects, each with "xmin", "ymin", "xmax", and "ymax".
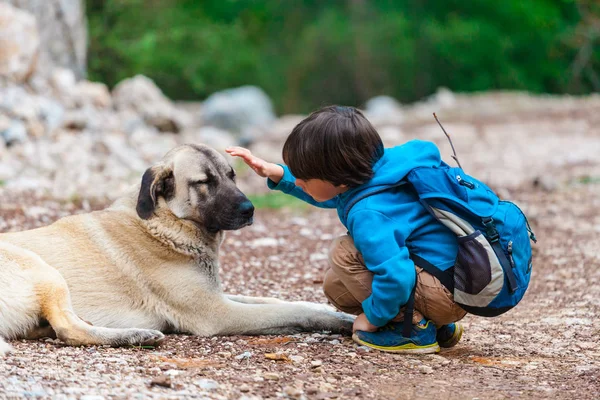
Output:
[{"xmin": 0, "ymin": 336, "xmax": 12, "ymax": 357}]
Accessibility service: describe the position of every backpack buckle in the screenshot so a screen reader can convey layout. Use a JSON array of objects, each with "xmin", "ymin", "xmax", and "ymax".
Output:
[{"xmin": 482, "ymin": 217, "xmax": 499, "ymax": 242}]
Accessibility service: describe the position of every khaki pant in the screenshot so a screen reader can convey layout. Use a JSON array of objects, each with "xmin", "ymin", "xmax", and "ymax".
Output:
[{"xmin": 323, "ymin": 235, "xmax": 466, "ymax": 326}]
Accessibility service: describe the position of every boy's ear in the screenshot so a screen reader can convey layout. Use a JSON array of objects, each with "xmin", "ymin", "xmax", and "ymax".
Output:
[{"xmin": 136, "ymin": 163, "xmax": 174, "ymax": 219}]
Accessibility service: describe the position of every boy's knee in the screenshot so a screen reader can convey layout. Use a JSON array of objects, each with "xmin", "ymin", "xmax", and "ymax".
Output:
[
  {"xmin": 323, "ymin": 268, "xmax": 363, "ymax": 315},
  {"xmin": 323, "ymin": 268, "xmax": 340, "ymax": 300},
  {"xmin": 328, "ymin": 235, "xmax": 360, "ymax": 271}
]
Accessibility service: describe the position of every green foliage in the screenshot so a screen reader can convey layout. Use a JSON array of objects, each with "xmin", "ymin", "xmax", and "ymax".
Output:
[
  {"xmin": 247, "ymin": 192, "xmax": 308, "ymax": 210},
  {"xmin": 86, "ymin": 0, "xmax": 596, "ymax": 113}
]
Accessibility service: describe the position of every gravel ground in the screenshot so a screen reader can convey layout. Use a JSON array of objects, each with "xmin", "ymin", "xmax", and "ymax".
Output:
[
  {"xmin": 0, "ymin": 180, "xmax": 599, "ymax": 399},
  {"xmin": 1, "ymin": 107, "xmax": 600, "ymax": 399}
]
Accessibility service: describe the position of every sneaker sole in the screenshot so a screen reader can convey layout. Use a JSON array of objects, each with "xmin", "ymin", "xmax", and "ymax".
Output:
[
  {"xmin": 439, "ymin": 323, "xmax": 464, "ymax": 348},
  {"xmin": 352, "ymin": 334, "xmax": 440, "ymax": 354}
]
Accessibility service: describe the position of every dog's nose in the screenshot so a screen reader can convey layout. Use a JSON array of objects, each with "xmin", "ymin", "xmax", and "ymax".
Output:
[{"xmin": 238, "ymin": 200, "xmax": 254, "ymax": 217}]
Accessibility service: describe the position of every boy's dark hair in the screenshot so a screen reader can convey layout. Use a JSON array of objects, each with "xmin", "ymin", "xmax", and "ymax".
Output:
[{"xmin": 282, "ymin": 105, "xmax": 384, "ymax": 187}]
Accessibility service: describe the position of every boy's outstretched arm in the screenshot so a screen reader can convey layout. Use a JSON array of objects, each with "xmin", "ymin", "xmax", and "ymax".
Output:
[
  {"xmin": 226, "ymin": 146, "xmax": 284, "ymax": 183},
  {"xmin": 226, "ymin": 147, "xmax": 337, "ymax": 208}
]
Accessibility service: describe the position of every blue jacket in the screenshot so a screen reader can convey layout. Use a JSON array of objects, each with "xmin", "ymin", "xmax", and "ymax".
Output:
[{"xmin": 267, "ymin": 140, "xmax": 458, "ymax": 326}]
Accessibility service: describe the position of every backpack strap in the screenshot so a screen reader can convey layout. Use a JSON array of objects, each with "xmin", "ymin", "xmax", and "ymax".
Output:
[
  {"xmin": 402, "ymin": 271, "xmax": 417, "ymax": 338},
  {"xmin": 482, "ymin": 217, "xmax": 518, "ymax": 293},
  {"xmin": 410, "ymin": 253, "xmax": 454, "ymax": 293},
  {"xmin": 343, "ymin": 181, "xmax": 408, "ymax": 221}
]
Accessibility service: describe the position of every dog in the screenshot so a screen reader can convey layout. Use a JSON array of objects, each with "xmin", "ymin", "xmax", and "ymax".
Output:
[{"xmin": 0, "ymin": 144, "xmax": 353, "ymax": 356}]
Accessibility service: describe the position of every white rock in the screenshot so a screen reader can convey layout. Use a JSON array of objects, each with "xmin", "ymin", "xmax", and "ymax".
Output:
[
  {"xmin": 112, "ymin": 75, "xmax": 190, "ymax": 133},
  {"xmin": 1, "ymin": 120, "xmax": 27, "ymax": 145},
  {"xmin": 194, "ymin": 379, "xmax": 219, "ymax": 390},
  {"xmin": 72, "ymin": 81, "xmax": 112, "ymax": 109},
  {"xmin": 364, "ymin": 95, "xmax": 404, "ymax": 125},
  {"xmin": 50, "ymin": 68, "xmax": 77, "ymax": 94},
  {"xmin": 202, "ymin": 86, "xmax": 275, "ymax": 139},
  {"xmin": 0, "ymin": 4, "xmax": 39, "ymax": 83}
]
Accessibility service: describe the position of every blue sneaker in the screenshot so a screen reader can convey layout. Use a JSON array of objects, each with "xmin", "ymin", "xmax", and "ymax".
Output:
[
  {"xmin": 352, "ymin": 319, "xmax": 440, "ymax": 354},
  {"xmin": 436, "ymin": 323, "xmax": 464, "ymax": 348}
]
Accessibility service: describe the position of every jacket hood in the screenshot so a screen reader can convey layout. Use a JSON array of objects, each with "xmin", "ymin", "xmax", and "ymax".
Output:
[{"xmin": 346, "ymin": 140, "xmax": 442, "ymax": 197}]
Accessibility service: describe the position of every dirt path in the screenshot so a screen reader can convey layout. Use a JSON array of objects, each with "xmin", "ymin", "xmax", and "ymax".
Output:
[
  {"xmin": 1, "ymin": 103, "xmax": 600, "ymax": 398},
  {"xmin": 0, "ymin": 179, "xmax": 598, "ymax": 399}
]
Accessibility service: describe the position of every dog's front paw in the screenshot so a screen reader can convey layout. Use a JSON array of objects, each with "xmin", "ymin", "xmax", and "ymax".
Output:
[
  {"xmin": 335, "ymin": 312, "xmax": 356, "ymax": 336},
  {"xmin": 121, "ymin": 329, "xmax": 165, "ymax": 347}
]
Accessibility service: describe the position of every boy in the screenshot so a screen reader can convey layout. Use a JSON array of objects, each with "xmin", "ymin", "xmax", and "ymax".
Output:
[{"xmin": 226, "ymin": 105, "xmax": 465, "ymax": 354}]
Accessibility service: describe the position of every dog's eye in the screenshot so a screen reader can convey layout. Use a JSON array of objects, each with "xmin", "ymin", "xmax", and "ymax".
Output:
[{"xmin": 191, "ymin": 179, "xmax": 209, "ymax": 185}]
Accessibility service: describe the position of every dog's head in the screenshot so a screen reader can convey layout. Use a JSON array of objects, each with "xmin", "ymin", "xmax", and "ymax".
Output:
[{"xmin": 136, "ymin": 144, "xmax": 254, "ymax": 232}]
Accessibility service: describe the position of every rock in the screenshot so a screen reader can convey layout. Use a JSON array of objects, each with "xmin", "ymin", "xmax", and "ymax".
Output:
[
  {"xmin": 235, "ymin": 351, "xmax": 253, "ymax": 360},
  {"xmin": 1, "ymin": 119, "xmax": 27, "ymax": 145},
  {"xmin": 306, "ymin": 386, "xmax": 318, "ymax": 395},
  {"xmin": 310, "ymin": 360, "xmax": 323, "ymax": 368},
  {"xmin": 364, "ymin": 96, "xmax": 404, "ymax": 125},
  {"xmin": 239, "ymin": 384, "xmax": 251, "ymax": 392},
  {"xmin": 72, "ymin": 81, "xmax": 112, "ymax": 109},
  {"xmin": 3, "ymin": 0, "xmax": 87, "ymax": 79},
  {"xmin": 432, "ymin": 87, "xmax": 457, "ymax": 109},
  {"xmin": 150, "ymin": 375, "xmax": 172, "ymax": 388},
  {"xmin": 201, "ymin": 85, "xmax": 275, "ymax": 140},
  {"xmin": 263, "ymin": 372, "xmax": 280, "ymax": 380},
  {"xmin": 283, "ymin": 386, "xmax": 304, "ymax": 398},
  {"xmin": 112, "ymin": 75, "xmax": 190, "ymax": 133},
  {"xmin": 0, "ymin": 85, "xmax": 64, "ymax": 136},
  {"xmin": 194, "ymin": 379, "xmax": 219, "ymax": 390},
  {"xmin": 50, "ymin": 68, "xmax": 76, "ymax": 95},
  {"xmin": 0, "ymin": 3, "xmax": 39, "ymax": 83},
  {"xmin": 418, "ymin": 365, "xmax": 434, "ymax": 374}
]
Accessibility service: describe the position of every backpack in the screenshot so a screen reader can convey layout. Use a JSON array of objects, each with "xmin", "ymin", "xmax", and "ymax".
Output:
[
  {"xmin": 343, "ymin": 143, "xmax": 536, "ymax": 330},
  {"xmin": 401, "ymin": 164, "xmax": 536, "ymax": 317}
]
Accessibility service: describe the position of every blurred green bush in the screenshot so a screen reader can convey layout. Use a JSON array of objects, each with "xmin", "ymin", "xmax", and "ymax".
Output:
[{"xmin": 87, "ymin": 0, "xmax": 598, "ymax": 113}]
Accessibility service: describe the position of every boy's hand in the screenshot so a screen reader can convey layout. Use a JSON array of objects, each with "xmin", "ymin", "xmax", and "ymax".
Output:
[
  {"xmin": 353, "ymin": 313, "xmax": 378, "ymax": 333},
  {"xmin": 225, "ymin": 146, "xmax": 284, "ymax": 183}
]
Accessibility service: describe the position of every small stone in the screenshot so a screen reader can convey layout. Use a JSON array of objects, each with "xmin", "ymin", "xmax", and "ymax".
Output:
[
  {"xmin": 150, "ymin": 375, "xmax": 172, "ymax": 388},
  {"xmin": 217, "ymin": 351, "xmax": 232, "ymax": 358},
  {"xmin": 235, "ymin": 351, "xmax": 252, "ymax": 360},
  {"xmin": 284, "ymin": 386, "xmax": 304, "ymax": 398},
  {"xmin": 306, "ymin": 386, "xmax": 319, "ymax": 395},
  {"xmin": 310, "ymin": 360, "xmax": 323, "ymax": 368},
  {"xmin": 239, "ymin": 384, "xmax": 251, "ymax": 393},
  {"xmin": 195, "ymin": 379, "xmax": 219, "ymax": 390},
  {"xmin": 418, "ymin": 365, "xmax": 434, "ymax": 374},
  {"xmin": 289, "ymin": 355, "xmax": 305, "ymax": 363},
  {"xmin": 263, "ymin": 372, "xmax": 280, "ymax": 380}
]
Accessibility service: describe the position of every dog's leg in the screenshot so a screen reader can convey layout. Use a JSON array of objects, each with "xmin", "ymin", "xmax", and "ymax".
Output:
[
  {"xmin": 225, "ymin": 294, "xmax": 286, "ymax": 304},
  {"xmin": 199, "ymin": 298, "xmax": 354, "ymax": 336},
  {"xmin": 1, "ymin": 241, "xmax": 167, "ymax": 348},
  {"xmin": 0, "ymin": 336, "xmax": 12, "ymax": 357},
  {"xmin": 38, "ymin": 276, "xmax": 165, "ymax": 347}
]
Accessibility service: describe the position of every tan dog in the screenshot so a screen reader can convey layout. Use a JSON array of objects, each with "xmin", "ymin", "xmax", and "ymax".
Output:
[{"xmin": 0, "ymin": 144, "xmax": 353, "ymax": 356}]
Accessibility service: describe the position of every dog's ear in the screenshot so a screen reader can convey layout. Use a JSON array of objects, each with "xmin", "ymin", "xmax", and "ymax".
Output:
[{"xmin": 136, "ymin": 164, "xmax": 174, "ymax": 220}]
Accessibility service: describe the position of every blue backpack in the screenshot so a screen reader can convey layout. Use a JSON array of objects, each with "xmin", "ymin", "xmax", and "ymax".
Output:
[{"xmin": 401, "ymin": 163, "xmax": 536, "ymax": 317}]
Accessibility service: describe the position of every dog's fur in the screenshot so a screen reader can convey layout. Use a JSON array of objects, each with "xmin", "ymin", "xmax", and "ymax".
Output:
[{"xmin": 0, "ymin": 144, "xmax": 353, "ymax": 356}]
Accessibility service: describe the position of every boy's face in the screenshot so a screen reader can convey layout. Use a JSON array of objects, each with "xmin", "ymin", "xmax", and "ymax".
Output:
[{"xmin": 295, "ymin": 178, "xmax": 348, "ymax": 202}]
